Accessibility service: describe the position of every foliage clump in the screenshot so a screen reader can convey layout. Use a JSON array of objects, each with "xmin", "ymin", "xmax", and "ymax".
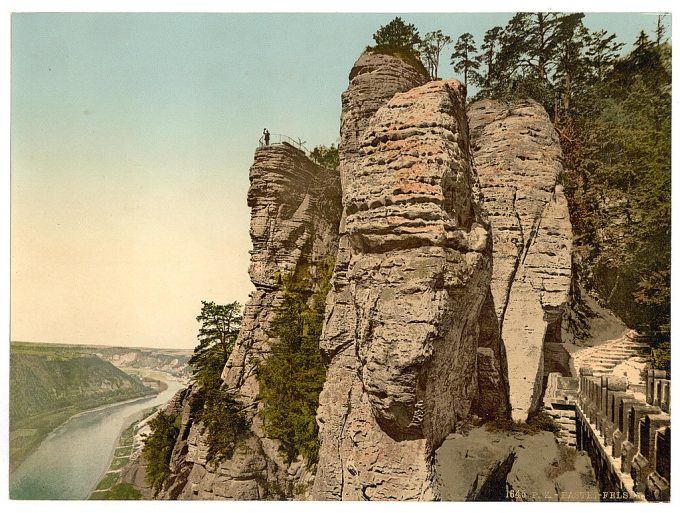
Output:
[
  {"xmin": 188, "ymin": 300, "xmax": 251, "ymax": 468},
  {"xmin": 189, "ymin": 373, "xmax": 251, "ymax": 467},
  {"xmin": 649, "ymin": 341, "xmax": 670, "ymax": 374},
  {"xmin": 366, "ymin": 17, "xmax": 429, "ymax": 77},
  {"xmin": 142, "ymin": 411, "xmax": 180, "ymax": 496},
  {"xmin": 256, "ymin": 260, "xmax": 333, "ymax": 467},
  {"xmin": 309, "ymin": 144, "xmax": 339, "ymax": 170}
]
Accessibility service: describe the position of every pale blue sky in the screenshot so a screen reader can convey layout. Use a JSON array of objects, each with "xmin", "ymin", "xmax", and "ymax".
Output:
[{"xmin": 10, "ymin": 13, "xmax": 666, "ymax": 348}]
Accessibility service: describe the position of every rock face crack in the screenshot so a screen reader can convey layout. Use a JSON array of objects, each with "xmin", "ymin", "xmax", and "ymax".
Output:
[{"xmin": 498, "ymin": 186, "xmax": 524, "ymax": 328}]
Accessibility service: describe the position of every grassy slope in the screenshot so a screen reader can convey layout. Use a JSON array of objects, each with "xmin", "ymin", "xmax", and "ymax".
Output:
[{"xmin": 9, "ymin": 341, "xmax": 156, "ymax": 471}]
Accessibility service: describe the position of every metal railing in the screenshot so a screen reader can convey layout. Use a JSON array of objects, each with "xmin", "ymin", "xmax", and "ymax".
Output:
[{"xmin": 258, "ymin": 133, "xmax": 309, "ymax": 154}]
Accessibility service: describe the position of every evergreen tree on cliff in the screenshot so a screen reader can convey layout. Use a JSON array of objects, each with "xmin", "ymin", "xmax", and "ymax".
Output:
[
  {"xmin": 474, "ymin": 26, "xmax": 503, "ymax": 90},
  {"xmin": 189, "ymin": 300, "xmax": 242, "ymax": 384},
  {"xmin": 450, "ymin": 32, "xmax": 479, "ymax": 86},
  {"xmin": 419, "ymin": 30, "xmax": 452, "ymax": 79},
  {"xmin": 368, "ymin": 17, "xmax": 428, "ymax": 76},
  {"xmin": 372, "ymin": 16, "xmax": 421, "ymax": 50},
  {"xmin": 187, "ymin": 300, "xmax": 250, "ymax": 467}
]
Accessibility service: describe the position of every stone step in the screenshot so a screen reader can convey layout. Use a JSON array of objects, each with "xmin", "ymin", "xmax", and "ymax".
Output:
[
  {"xmin": 584, "ymin": 356, "xmax": 630, "ymax": 363},
  {"xmin": 592, "ymin": 348, "xmax": 637, "ymax": 354},
  {"xmin": 582, "ymin": 361, "xmax": 628, "ymax": 369},
  {"xmin": 595, "ymin": 349, "xmax": 640, "ymax": 355},
  {"xmin": 582, "ymin": 362, "xmax": 618, "ymax": 370},
  {"xmin": 609, "ymin": 344, "xmax": 649, "ymax": 350}
]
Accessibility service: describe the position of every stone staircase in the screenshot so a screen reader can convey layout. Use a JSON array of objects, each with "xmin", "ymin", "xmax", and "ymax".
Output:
[
  {"xmin": 543, "ymin": 373, "xmax": 579, "ymax": 446},
  {"xmin": 571, "ymin": 330, "xmax": 650, "ymax": 381},
  {"xmin": 544, "ymin": 330, "xmax": 651, "ymax": 447}
]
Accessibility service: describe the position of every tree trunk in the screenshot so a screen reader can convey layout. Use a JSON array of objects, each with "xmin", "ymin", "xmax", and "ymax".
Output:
[
  {"xmin": 537, "ymin": 14, "xmax": 547, "ymax": 81},
  {"xmin": 486, "ymin": 48, "xmax": 493, "ymax": 87},
  {"xmin": 564, "ymin": 72, "xmax": 571, "ymax": 115}
]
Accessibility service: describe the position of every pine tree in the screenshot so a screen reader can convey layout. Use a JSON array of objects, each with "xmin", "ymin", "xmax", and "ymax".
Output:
[
  {"xmin": 552, "ymin": 13, "xmax": 589, "ymax": 121},
  {"xmin": 372, "ymin": 16, "xmax": 421, "ymax": 50},
  {"xmin": 186, "ymin": 300, "xmax": 250, "ymax": 467},
  {"xmin": 496, "ymin": 13, "xmax": 563, "ymax": 82},
  {"xmin": 473, "ymin": 26, "xmax": 503, "ymax": 89},
  {"xmin": 368, "ymin": 17, "xmax": 428, "ymax": 76},
  {"xmin": 655, "ymin": 14, "xmax": 669, "ymax": 45},
  {"xmin": 584, "ymin": 29, "xmax": 623, "ymax": 82},
  {"xmin": 451, "ymin": 33, "xmax": 479, "ymax": 86},
  {"xmin": 189, "ymin": 301, "xmax": 242, "ymax": 385}
]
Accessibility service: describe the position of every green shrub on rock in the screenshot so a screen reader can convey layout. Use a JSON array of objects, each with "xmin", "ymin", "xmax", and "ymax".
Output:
[
  {"xmin": 256, "ymin": 260, "xmax": 333, "ymax": 467},
  {"xmin": 142, "ymin": 411, "xmax": 180, "ymax": 496}
]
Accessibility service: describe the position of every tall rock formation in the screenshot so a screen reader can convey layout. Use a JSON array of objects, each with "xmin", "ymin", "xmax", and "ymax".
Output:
[
  {"xmin": 148, "ymin": 53, "xmax": 573, "ymax": 501},
  {"xmin": 468, "ymin": 99, "xmax": 573, "ymax": 422},
  {"xmin": 158, "ymin": 144, "xmax": 342, "ymax": 499},
  {"xmin": 313, "ymin": 53, "xmax": 493, "ymax": 500}
]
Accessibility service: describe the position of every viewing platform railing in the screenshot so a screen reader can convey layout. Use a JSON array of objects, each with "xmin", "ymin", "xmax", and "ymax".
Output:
[{"xmin": 258, "ymin": 133, "xmax": 309, "ymax": 154}]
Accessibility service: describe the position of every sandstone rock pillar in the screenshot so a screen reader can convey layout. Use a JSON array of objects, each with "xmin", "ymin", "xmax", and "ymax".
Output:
[
  {"xmin": 468, "ymin": 99, "xmax": 573, "ymax": 422},
  {"xmin": 313, "ymin": 75, "xmax": 492, "ymax": 500}
]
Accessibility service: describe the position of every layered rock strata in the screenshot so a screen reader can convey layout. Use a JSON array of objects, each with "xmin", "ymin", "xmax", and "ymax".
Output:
[
  {"xmin": 468, "ymin": 99, "xmax": 573, "ymax": 422},
  {"xmin": 313, "ymin": 73, "xmax": 493, "ymax": 499},
  {"xmin": 158, "ymin": 143, "xmax": 342, "ymax": 499}
]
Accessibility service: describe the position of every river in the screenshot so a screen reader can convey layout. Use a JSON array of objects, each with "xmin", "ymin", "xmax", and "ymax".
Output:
[{"xmin": 9, "ymin": 376, "xmax": 185, "ymax": 500}]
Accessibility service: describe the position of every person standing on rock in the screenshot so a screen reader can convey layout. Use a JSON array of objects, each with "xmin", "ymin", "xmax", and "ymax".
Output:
[{"xmin": 263, "ymin": 128, "xmax": 270, "ymax": 146}]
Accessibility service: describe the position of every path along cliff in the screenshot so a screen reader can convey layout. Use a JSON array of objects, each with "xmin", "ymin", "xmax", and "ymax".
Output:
[{"xmin": 136, "ymin": 51, "xmax": 598, "ymax": 501}]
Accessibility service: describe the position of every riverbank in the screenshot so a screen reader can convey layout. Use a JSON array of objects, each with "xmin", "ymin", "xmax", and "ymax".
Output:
[
  {"xmin": 10, "ymin": 342, "xmax": 161, "ymax": 473},
  {"xmin": 88, "ymin": 407, "xmax": 158, "ymax": 500},
  {"xmin": 9, "ymin": 387, "xmax": 158, "ymax": 473},
  {"xmin": 10, "ymin": 376, "xmax": 184, "ymax": 499}
]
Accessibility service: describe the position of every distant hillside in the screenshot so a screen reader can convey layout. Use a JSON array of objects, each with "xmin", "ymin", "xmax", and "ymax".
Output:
[
  {"xmin": 11, "ymin": 341, "xmax": 193, "ymax": 379},
  {"xmin": 10, "ymin": 342, "xmax": 156, "ymax": 470},
  {"xmin": 94, "ymin": 347, "xmax": 192, "ymax": 379}
]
